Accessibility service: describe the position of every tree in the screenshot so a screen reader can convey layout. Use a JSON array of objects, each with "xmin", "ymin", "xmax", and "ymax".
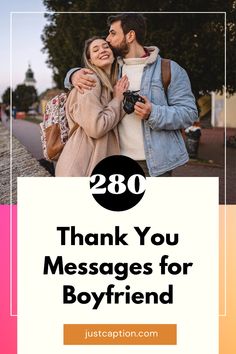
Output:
[
  {"xmin": 13, "ymin": 85, "xmax": 38, "ymax": 112},
  {"xmin": 42, "ymin": 0, "xmax": 236, "ymax": 97},
  {"xmin": 2, "ymin": 87, "xmax": 11, "ymax": 105}
]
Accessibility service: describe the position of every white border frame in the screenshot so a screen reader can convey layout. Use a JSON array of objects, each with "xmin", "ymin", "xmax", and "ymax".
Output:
[{"xmin": 9, "ymin": 10, "xmax": 227, "ymax": 318}]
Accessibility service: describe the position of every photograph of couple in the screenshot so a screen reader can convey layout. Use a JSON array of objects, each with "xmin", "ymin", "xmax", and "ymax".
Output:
[
  {"xmin": 1, "ymin": 8, "xmax": 235, "ymax": 204},
  {"xmin": 43, "ymin": 13, "xmax": 198, "ymax": 177}
]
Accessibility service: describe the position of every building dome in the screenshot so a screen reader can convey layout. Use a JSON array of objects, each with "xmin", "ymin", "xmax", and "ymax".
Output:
[{"xmin": 24, "ymin": 64, "xmax": 36, "ymax": 87}]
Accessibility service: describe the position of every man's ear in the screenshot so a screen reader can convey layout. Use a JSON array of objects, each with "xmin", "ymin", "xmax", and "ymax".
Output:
[{"xmin": 126, "ymin": 30, "xmax": 136, "ymax": 43}]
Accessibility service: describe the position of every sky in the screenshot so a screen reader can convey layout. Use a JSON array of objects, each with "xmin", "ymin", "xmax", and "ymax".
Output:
[{"xmin": 1, "ymin": 0, "xmax": 53, "ymax": 98}]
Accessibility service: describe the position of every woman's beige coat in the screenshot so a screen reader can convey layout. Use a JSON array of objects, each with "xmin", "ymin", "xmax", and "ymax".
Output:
[{"xmin": 56, "ymin": 74, "xmax": 122, "ymax": 177}]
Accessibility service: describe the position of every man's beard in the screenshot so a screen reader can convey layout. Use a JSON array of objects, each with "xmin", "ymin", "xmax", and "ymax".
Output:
[{"xmin": 112, "ymin": 38, "xmax": 130, "ymax": 57}]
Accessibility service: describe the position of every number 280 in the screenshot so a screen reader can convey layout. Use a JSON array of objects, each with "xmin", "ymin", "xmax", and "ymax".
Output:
[{"xmin": 90, "ymin": 174, "xmax": 146, "ymax": 195}]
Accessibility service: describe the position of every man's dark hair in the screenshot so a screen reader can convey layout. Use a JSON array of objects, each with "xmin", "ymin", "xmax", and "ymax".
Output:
[{"xmin": 107, "ymin": 13, "xmax": 147, "ymax": 46}]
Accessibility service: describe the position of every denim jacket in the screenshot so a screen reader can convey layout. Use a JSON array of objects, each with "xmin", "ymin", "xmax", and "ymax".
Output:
[{"xmin": 64, "ymin": 47, "xmax": 198, "ymax": 176}]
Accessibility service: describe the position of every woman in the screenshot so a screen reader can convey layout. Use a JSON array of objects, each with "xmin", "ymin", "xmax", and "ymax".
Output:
[{"xmin": 56, "ymin": 37, "xmax": 128, "ymax": 177}]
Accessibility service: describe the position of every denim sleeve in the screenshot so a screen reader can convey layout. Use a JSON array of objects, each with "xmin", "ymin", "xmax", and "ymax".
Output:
[
  {"xmin": 147, "ymin": 62, "xmax": 198, "ymax": 130},
  {"xmin": 64, "ymin": 67, "xmax": 81, "ymax": 90}
]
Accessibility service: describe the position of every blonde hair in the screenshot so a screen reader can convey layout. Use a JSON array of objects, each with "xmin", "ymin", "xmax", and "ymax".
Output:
[{"xmin": 82, "ymin": 36, "xmax": 118, "ymax": 94}]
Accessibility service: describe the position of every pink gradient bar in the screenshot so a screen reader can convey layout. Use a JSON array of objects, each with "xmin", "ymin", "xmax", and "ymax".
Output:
[{"xmin": 0, "ymin": 205, "xmax": 17, "ymax": 353}]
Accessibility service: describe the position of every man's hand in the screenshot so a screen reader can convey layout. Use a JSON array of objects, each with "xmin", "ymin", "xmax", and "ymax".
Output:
[
  {"xmin": 134, "ymin": 95, "xmax": 152, "ymax": 120},
  {"xmin": 71, "ymin": 68, "xmax": 96, "ymax": 94}
]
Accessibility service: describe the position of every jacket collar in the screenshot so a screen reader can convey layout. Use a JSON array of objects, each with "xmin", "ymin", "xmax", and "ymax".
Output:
[{"xmin": 117, "ymin": 46, "xmax": 159, "ymax": 66}]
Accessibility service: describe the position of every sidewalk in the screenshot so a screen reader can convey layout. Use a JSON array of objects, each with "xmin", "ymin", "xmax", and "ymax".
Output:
[
  {"xmin": 1, "ymin": 113, "xmax": 43, "ymax": 160},
  {"xmin": 0, "ymin": 123, "xmax": 51, "ymax": 204},
  {"xmin": 173, "ymin": 127, "xmax": 236, "ymax": 204}
]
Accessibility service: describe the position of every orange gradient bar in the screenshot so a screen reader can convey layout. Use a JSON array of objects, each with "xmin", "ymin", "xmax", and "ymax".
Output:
[
  {"xmin": 219, "ymin": 205, "xmax": 236, "ymax": 354},
  {"xmin": 64, "ymin": 324, "xmax": 176, "ymax": 345}
]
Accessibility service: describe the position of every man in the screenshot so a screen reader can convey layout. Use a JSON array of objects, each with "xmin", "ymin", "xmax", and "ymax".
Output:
[{"xmin": 64, "ymin": 14, "xmax": 198, "ymax": 176}]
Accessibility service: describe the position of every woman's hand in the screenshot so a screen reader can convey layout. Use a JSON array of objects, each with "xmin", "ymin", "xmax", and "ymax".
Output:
[
  {"xmin": 113, "ymin": 75, "xmax": 129, "ymax": 101},
  {"xmin": 71, "ymin": 69, "xmax": 96, "ymax": 93}
]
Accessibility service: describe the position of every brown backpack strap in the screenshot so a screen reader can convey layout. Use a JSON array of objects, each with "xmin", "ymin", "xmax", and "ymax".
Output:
[
  {"xmin": 161, "ymin": 59, "xmax": 171, "ymax": 96},
  {"xmin": 161, "ymin": 59, "xmax": 185, "ymax": 136}
]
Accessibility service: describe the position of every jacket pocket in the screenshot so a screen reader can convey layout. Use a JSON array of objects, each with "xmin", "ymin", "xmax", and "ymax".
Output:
[
  {"xmin": 155, "ymin": 130, "xmax": 186, "ymax": 166},
  {"xmin": 172, "ymin": 130, "xmax": 184, "ymax": 152},
  {"xmin": 150, "ymin": 79, "xmax": 166, "ymax": 104}
]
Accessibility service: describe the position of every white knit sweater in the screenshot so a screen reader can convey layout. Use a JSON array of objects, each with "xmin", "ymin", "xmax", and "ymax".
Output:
[{"xmin": 118, "ymin": 56, "xmax": 148, "ymax": 160}]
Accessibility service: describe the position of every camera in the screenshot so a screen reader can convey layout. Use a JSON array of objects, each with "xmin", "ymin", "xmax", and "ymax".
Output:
[{"xmin": 123, "ymin": 90, "xmax": 145, "ymax": 114}]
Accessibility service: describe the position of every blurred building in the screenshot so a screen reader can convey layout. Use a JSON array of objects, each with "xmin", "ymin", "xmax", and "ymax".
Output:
[
  {"xmin": 211, "ymin": 92, "xmax": 236, "ymax": 128},
  {"xmin": 24, "ymin": 64, "xmax": 36, "ymax": 87},
  {"xmin": 198, "ymin": 92, "xmax": 236, "ymax": 128}
]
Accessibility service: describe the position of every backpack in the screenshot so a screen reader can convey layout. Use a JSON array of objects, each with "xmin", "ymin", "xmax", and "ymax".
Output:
[{"xmin": 40, "ymin": 92, "xmax": 77, "ymax": 161}]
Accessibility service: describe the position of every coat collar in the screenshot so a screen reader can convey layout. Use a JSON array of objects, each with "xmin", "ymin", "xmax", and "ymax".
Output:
[{"xmin": 117, "ymin": 46, "xmax": 159, "ymax": 66}]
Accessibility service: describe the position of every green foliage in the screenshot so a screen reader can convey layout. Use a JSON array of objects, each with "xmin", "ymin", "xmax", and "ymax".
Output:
[
  {"xmin": 13, "ymin": 85, "xmax": 38, "ymax": 112},
  {"xmin": 42, "ymin": 0, "xmax": 236, "ymax": 97},
  {"xmin": 145, "ymin": 13, "xmax": 226, "ymax": 97},
  {"xmin": 2, "ymin": 87, "xmax": 11, "ymax": 105}
]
